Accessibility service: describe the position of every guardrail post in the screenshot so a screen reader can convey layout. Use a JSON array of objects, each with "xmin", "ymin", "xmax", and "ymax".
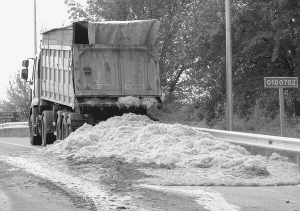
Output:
[
  {"xmin": 250, "ymin": 146, "xmax": 254, "ymax": 154},
  {"xmin": 266, "ymin": 149, "xmax": 270, "ymax": 158},
  {"xmin": 297, "ymin": 153, "xmax": 300, "ymax": 170}
]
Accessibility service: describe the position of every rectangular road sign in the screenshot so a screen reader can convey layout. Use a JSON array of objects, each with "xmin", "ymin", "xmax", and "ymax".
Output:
[
  {"xmin": 0, "ymin": 112, "xmax": 20, "ymax": 123},
  {"xmin": 264, "ymin": 77, "xmax": 298, "ymax": 88}
]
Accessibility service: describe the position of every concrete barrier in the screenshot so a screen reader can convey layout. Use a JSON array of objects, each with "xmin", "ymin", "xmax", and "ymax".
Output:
[{"xmin": 0, "ymin": 122, "xmax": 29, "ymax": 137}]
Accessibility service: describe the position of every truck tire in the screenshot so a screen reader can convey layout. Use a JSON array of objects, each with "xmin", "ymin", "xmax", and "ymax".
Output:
[
  {"xmin": 56, "ymin": 118, "xmax": 62, "ymax": 140},
  {"xmin": 67, "ymin": 125, "xmax": 73, "ymax": 136},
  {"xmin": 41, "ymin": 111, "xmax": 56, "ymax": 146},
  {"xmin": 62, "ymin": 117, "xmax": 68, "ymax": 140},
  {"xmin": 29, "ymin": 114, "xmax": 42, "ymax": 145}
]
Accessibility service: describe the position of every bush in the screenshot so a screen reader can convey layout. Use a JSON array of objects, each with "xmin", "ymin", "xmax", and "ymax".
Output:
[{"xmin": 153, "ymin": 104, "xmax": 300, "ymax": 138}]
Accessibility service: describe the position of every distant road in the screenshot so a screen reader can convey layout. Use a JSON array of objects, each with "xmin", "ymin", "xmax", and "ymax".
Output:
[{"xmin": 0, "ymin": 137, "xmax": 41, "ymax": 156}]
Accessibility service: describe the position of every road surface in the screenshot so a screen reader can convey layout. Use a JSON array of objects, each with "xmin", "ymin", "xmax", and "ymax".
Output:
[
  {"xmin": 0, "ymin": 137, "xmax": 40, "ymax": 156},
  {"xmin": 0, "ymin": 137, "xmax": 95, "ymax": 211},
  {"xmin": 1, "ymin": 137, "xmax": 300, "ymax": 211}
]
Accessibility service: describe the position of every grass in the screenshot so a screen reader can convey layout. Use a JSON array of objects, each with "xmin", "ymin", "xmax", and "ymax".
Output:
[
  {"xmin": 212, "ymin": 115, "xmax": 300, "ymax": 139},
  {"xmin": 150, "ymin": 103, "xmax": 300, "ymax": 139}
]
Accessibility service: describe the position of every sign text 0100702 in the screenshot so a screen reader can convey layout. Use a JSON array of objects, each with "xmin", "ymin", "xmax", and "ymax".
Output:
[{"xmin": 264, "ymin": 77, "xmax": 298, "ymax": 88}]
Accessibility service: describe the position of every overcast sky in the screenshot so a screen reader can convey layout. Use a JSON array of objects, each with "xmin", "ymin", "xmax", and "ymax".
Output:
[{"xmin": 0, "ymin": 0, "xmax": 86, "ymax": 100}]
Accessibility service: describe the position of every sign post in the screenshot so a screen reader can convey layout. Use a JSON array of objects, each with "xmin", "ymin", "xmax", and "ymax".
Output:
[
  {"xmin": 264, "ymin": 77, "xmax": 298, "ymax": 136},
  {"xmin": 279, "ymin": 88, "xmax": 284, "ymax": 136}
]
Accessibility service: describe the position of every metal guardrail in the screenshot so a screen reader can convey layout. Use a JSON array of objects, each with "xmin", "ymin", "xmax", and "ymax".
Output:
[
  {"xmin": 0, "ymin": 122, "xmax": 299, "ymax": 168},
  {"xmin": 197, "ymin": 127, "xmax": 300, "ymax": 169},
  {"xmin": 0, "ymin": 122, "xmax": 28, "ymax": 128}
]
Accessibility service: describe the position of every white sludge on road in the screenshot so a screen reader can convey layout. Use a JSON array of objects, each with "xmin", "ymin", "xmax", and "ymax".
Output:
[
  {"xmin": 44, "ymin": 113, "xmax": 300, "ymax": 186},
  {"xmin": 1, "ymin": 113, "xmax": 300, "ymax": 210}
]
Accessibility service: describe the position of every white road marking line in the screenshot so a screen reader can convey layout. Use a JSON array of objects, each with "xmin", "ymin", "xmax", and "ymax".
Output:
[
  {"xmin": 141, "ymin": 184, "xmax": 240, "ymax": 211},
  {"xmin": 0, "ymin": 140, "xmax": 38, "ymax": 150}
]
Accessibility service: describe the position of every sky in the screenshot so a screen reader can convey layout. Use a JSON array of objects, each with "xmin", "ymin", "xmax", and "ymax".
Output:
[{"xmin": 0, "ymin": 0, "xmax": 86, "ymax": 100}]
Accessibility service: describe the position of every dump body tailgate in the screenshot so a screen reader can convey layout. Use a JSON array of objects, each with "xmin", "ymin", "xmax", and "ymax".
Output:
[{"xmin": 73, "ymin": 44, "xmax": 161, "ymax": 97}]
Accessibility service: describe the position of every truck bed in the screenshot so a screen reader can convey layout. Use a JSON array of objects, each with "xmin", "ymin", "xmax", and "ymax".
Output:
[{"xmin": 39, "ymin": 20, "xmax": 161, "ymax": 109}]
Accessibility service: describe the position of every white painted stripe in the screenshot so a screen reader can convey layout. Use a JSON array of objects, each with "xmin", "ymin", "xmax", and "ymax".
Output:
[
  {"xmin": 141, "ymin": 184, "xmax": 240, "ymax": 211},
  {"xmin": 0, "ymin": 140, "xmax": 38, "ymax": 150}
]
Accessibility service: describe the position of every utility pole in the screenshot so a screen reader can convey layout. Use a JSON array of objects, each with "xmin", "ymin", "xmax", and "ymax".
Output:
[
  {"xmin": 30, "ymin": 0, "xmax": 38, "ymax": 103},
  {"xmin": 225, "ymin": 0, "xmax": 233, "ymax": 131},
  {"xmin": 34, "ymin": 0, "xmax": 37, "ymax": 55}
]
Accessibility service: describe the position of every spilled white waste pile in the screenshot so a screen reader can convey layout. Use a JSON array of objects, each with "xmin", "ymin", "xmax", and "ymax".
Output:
[
  {"xmin": 43, "ymin": 113, "xmax": 300, "ymax": 186},
  {"xmin": 47, "ymin": 113, "xmax": 265, "ymax": 170},
  {"xmin": 1, "ymin": 113, "xmax": 300, "ymax": 211}
]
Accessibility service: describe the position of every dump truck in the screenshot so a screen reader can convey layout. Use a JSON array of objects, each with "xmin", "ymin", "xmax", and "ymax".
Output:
[{"xmin": 21, "ymin": 20, "xmax": 162, "ymax": 146}]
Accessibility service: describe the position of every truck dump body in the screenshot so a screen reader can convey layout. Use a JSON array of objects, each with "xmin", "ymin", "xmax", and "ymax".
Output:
[
  {"xmin": 40, "ymin": 26, "xmax": 74, "ymax": 107},
  {"xmin": 40, "ymin": 20, "xmax": 161, "ymax": 109}
]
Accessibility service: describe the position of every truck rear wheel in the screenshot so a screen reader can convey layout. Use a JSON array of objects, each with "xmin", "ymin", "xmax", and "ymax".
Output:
[
  {"xmin": 41, "ymin": 111, "xmax": 56, "ymax": 146},
  {"xmin": 67, "ymin": 125, "xmax": 73, "ymax": 136},
  {"xmin": 62, "ymin": 117, "xmax": 68, "ymax": 140},
  {"xmin": 29, "ymin": 114, "xmax": 42, "ymax": 145},
  {"xmin": 56, "ymin": 118, "xmax": 62, "ymax": 140}
]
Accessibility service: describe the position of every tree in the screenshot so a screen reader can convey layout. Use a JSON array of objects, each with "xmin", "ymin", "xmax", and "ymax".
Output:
[
  {"xmin": 229, "ymin": 0, "xmax": 300, "ymax": 118},
  {"xmin": 0, "ymin": 72, "xmax": 31, "ymax": 120},
  {"xmin": 65, "ymin": 0, "xmax": 300, "ymax": 125},
  {"xmin": 65, "ymin": 0, "xmax": 197, "ymax": 102},
  {"xmin": 64, "ymin": 0, "xmax": 234, "ymax": 124},
  {"xmin": 189, "ymin": 0, "xmax": 300, "ymax": 123}
]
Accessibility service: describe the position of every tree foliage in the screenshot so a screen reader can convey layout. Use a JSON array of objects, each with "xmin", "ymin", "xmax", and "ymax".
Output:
[
  {"xmin": 231, "ymin": 0, "xmax": 300, "ymax": 119},
  {"xmin": 0, "ymin": 72, "xmax": 31, "ymax": 120},
  {"xmin": 66, "ymin": 0, "xmax": 300, "ymax": 125}
]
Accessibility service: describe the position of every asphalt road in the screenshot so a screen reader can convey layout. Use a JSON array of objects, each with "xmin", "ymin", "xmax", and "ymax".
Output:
[
  {"xmin": 0, "ymin": 137, "xmax": 95, "ymax": 211},
  {"xmin": 212, "ymin": 185, "xmax": 300, "ymax": 211},
  {"xmin": 137, "ymin": 184, "xmax": 300, "ymax": 211},
  {"xmin": 1, "ymin": 137, "xmax": 300, "ymax": 211},
  {"xmin": 0, "ymin": 137, "xmax": 40, "ymax": 156}
]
